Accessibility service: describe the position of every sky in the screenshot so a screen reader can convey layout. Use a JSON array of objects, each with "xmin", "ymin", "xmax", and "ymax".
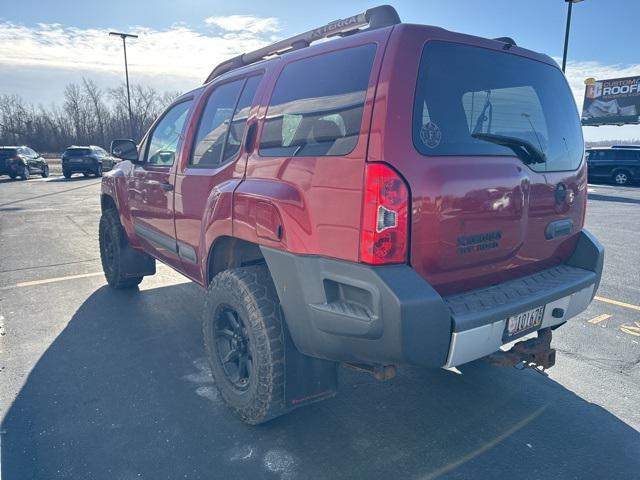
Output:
[{"xmin": 1, "ymin": 0, "xmax": 639, "ymax": 141}]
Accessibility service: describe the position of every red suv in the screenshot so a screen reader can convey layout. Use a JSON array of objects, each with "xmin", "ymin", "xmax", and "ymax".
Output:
[{"xmin": 101, "ymin": 6, "xmax": 604, "ymax": 424}]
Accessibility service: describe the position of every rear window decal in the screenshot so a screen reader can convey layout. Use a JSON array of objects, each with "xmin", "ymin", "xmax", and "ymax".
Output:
[{"xmin": 420, "ymin": 121, "xmax": 442, "ymax": 148}]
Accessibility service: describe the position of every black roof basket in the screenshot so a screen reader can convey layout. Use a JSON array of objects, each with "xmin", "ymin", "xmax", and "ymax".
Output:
[{"xmin": 204, "ymin": 5, "xmax": 400, "ymax": 84}]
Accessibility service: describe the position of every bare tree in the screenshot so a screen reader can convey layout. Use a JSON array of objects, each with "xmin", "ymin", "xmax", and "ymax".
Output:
[{"xmin": 0, "ymin": 77, "xmax": 180, "ymax": 152}]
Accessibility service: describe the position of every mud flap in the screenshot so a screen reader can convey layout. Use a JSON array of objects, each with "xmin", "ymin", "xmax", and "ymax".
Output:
[
  {"xmin": 120, "ymin": 243, "xmax": 156, "ymax": 278},
  {"xmin": 283, "ymin": 326, "xmax": 338, "ymax": 409}
]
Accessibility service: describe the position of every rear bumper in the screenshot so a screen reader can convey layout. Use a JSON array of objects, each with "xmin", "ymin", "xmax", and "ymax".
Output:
[
  {"xmin": 261, "ymin": 229, "xmax": 604, "ymax": 368},
  {"xmin": 63, "ymin": 161, "xmax": 100, "ymax": 172}
]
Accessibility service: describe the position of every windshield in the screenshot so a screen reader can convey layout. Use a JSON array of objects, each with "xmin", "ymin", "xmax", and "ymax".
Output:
[
  {"xmin": 412, "ymin": 41, "xmax": 583, "ymax": 172},
  {"xmin": 0, "ymin": 149, "xmax": 18, "ymax": 159},
  {"xmin": 65, "ymin": 148, "xmax": 92, "ymax": 156}
]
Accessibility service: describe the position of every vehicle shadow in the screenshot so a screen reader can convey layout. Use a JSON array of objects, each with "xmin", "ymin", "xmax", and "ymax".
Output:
[
  {"xmin": 588, "ymin": 192, "xmax": 640, "ymax": 205},
  {"xmin": 2, "ymin": 284, "xmax": 638, "ymax": 480},
  {"xmin": 45, "ymin": 175, "xmax": 99, "ymax": 183}
]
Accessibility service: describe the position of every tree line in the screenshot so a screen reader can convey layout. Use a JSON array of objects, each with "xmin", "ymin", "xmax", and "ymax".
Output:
[{"xmin": 0, "ymin": 78, "xmax": 179, "ymax": 153}]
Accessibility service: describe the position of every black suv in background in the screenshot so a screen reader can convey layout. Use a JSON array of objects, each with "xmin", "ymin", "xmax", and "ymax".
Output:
[
  {"xmin": 586, "ymin": 147, "xmax": 640, "ymax": 185},
  {"xmin": 0, "ymin": 146, "xmax": 49, "ymax": 180},
  {"xmin": 62, "ymin": 145, "xmax": 117, "ymax": 179}
]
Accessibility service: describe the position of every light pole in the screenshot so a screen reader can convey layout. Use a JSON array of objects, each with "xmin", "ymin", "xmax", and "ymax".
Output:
[
  {"xmin": 109, "ymin": 31, "xmax": 138, "ymax": 139},
  {"xmin": 562, "ymin": 0, "xmax": 584, "ymax": 73}
]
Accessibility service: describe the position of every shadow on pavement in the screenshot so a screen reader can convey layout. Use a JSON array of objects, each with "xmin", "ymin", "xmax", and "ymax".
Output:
[
  {"xmin": 45, "ymin": 175, "xmax": 99, "ymax": 183},
  {"xmin": 2, "ymin": 283, "xmax": 639, "ymax": 479},
  {"xmin": 588, "ymin": 192, "xmax": 640, "ymax": 205}
]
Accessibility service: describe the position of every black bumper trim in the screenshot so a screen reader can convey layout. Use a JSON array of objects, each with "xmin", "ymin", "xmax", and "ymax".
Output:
[{"xmin": 260, "ymin": 229, "xmax": 603, "ymax": 368}]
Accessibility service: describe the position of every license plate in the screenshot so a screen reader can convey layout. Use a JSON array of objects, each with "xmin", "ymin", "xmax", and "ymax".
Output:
[{"xmin": 504, "ymin": 305, "xmax": 545, "ymax": 339}]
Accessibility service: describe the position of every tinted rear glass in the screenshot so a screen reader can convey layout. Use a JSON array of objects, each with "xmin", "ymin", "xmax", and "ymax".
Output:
[
  {"xmin": 65, "ymin": 148, "xmax": 92, "ymax": 156},
  {"xmin": 0, "ymin": 149, "xmax": 17, "ymax": 159},
  {"xmin": 259, "ymin": 44, "xmax": 376, "ymax": 157},
  {"xmin": 413, "ymin": 42, "xmax": 583, "ymax": 172}
]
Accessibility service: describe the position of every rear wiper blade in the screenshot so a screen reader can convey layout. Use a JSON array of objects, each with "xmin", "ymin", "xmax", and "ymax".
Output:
[{"xmin": 472, "ymin": 132, "xmax": 546, "ymax": 165}]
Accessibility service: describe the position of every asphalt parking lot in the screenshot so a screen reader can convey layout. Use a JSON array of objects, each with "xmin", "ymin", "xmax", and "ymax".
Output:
[{"xmin": 1, "ymin": 175, "xmax": 639, "ymax": 480}]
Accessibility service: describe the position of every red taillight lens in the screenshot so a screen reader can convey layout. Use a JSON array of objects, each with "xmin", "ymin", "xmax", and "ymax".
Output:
[{"xmin": 359, "ymin": 163, "xmax": 409, "ymax": 265}]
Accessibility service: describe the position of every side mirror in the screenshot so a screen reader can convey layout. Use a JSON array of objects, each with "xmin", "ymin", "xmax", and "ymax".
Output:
[{"xmin": 111, "ymin": 139, "xmax": 139, "ymax": 162}]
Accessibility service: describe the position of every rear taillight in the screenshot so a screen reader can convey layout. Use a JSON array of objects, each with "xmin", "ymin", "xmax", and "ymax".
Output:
[{"xmin": 359, "ymin": 162, "xmax": 409, "ymax": 265}]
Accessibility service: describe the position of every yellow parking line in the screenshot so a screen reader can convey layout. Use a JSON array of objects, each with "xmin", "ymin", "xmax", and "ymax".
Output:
[
  {"xmin": 594, "ymin": 296, "xmax": 640, "ymax": 312},
  {"xmin": 620, "ymin": 322, "xmax": 640, "ymax": 337},
  {"xmin": 14, "ymin": 272, "xmax": 104, "ymax": 288},
  {"xmin": 588, "ymin": 313, "xmax": 611, "ymax": 324}
]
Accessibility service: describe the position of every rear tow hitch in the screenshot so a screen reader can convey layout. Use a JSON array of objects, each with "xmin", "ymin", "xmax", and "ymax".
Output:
[
  {"xmin": 485, "ymin": 328, "xmax": 556, "ymax": 371},
  {"xmin": 343, "ymin": 363, "xmax": 397, "ymax": 381}
]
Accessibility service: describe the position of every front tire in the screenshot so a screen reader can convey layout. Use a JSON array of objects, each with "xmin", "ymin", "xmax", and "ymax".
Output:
[
  {"xmin": 19, "ymin": 165, "xmax": 29, "ymax": 180},
  {"xmin": 95, "ymin": 165, "xmax": 103, "ymax": 177},
  {"xmin": 41, "ymin": 164, "xmax": 49, "ymax": 178},
  {"xmin": 63, "ymin": 170, "xmax": 72, "ymax": 179},
  {"xmin": 99, "ymin": 209, "xmax": 143, "ymax": 289},
  {"xmin": 613, "ymin": 170, "xmax": 631, "ymax": 186},
  {"xmin": 203, "ymin": 265, "xmax": 286, "ymax": 425}
]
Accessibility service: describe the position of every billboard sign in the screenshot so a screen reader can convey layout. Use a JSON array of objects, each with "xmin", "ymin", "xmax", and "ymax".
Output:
[{"xmin": 581, "ymin": 76, "xmax": 640, "ymax": 126}]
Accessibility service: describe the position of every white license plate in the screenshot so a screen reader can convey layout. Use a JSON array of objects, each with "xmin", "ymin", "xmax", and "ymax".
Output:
[{"xmin": 505, "ymin": 305, "xmax": 545, "ymax": 339}]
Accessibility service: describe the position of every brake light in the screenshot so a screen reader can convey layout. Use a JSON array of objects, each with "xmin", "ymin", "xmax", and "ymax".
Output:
[{"xmin": 359, "ymin": 163, "xmax": 409, "ymax": 264}]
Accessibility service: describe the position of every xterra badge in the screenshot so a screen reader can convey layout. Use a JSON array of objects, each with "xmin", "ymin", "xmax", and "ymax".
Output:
[{"xmin": 456, "ymin": 231, "xmax": 502, "ymax": 255}]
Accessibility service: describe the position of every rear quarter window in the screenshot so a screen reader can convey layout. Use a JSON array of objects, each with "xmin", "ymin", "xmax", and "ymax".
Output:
[{"xmin": 259, "ymin": 44, "xmax": 376, "ymax": 157}]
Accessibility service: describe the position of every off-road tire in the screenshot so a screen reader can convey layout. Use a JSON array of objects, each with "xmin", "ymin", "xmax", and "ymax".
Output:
[
  {"xmin": 203, "ymin": 265, "xmax": 286, "ymax": 425},
  {"xmin": 63, "ymin": 170, "xmax": 72, "ymax": 179},
  {"xmin": 99, "ymin": 209, "xmax": 143, "ymax": 289},
  {"xmin": 41, "ymin": 165, "xmax": 49, "ymax": 178}
]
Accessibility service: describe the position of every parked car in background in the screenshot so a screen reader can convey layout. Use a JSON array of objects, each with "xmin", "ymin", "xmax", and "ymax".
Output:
[
  {"xmin": 586, "ymin": 146, "xmax": 640, "ymax": 185},
  {"xmin": 62, "ymin": 145, "xmax": 118, "ymax": 179},
  {"xmin": 0, "ymin": 146, "xmax": 49, "ymax": 180}
]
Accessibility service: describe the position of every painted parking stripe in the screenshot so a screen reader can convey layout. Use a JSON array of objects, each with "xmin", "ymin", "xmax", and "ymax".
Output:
[
  {"xmin": 588, "ymin": 313, "xmax": 611, "ymax": 324},
  {"xmin": 13, "ymin": 271, "xmax": 103, "ymax": 288},
  {"xmin": 594, "ymin": 296, "xmax": 640, "ymax": 312}
]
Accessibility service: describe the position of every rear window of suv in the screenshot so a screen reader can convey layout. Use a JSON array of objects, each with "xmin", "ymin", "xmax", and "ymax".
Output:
[
  {"xmin": 0, "ymin": 149, "xmax": 17, "ymax": 159},
  {"xmin": 65, "ymin": 148, "xmax": 92, "ymax": 156},
  {"xmin": 412, "ymin": 41, "xmax": 584, "ymax": 172}
]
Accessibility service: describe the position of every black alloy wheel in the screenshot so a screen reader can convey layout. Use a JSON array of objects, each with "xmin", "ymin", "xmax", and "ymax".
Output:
[{"xmin": 214, "ymin": 306, "xmax": 253, "ymax": 391}]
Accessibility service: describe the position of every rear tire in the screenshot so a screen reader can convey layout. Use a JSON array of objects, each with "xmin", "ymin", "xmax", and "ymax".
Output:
[
  {"xmin": 99, "ymin": 209, "xmax": 143, "ymax": 289},
  {"xmin": 613, "ymin": 170, "xmax": 631, "ymax": 186},
  {"xmin": 9, "ymin": 173, "xmax": 16, "ymax": 180},
  {"xmin": 41, "ymin": 164, "xmax": 49, "ymax": 178},
  {"xmin": 83, "ymin": 172, "xmax": 91, "ymax": 178},
  {"xmin": 63, "ymin": 170, "xmax": 72, "ymax": 179},
  {"xmin": 203, "ymin": 265, "xmax": 286, "ymax": 425}
]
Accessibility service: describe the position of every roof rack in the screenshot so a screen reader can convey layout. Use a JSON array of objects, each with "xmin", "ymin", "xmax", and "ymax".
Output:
[
  {"xmin": 204, "ymin": 5, "xmax": 400, "ymax": 84},
  {"xmin": 494, "ymin": 37, "xmax": 517, "ymax": 46}
]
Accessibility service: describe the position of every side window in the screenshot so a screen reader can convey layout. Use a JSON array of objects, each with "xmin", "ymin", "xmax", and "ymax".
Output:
[
  {"xmin": 145, "ymin": 100, "xmax": 193, "ymax": 166},
  {"xmin": 617, "ymin": 150, "xmax": 637, "ymax": 161},
  {"xmin": 259, "ymin": 44, "xmax": 376, "ymax": 157},
  {"xmin": 190, "ymin": 80, "xmax": 244, "ymax": 167},
  {"xmin": 221, "ymin": 75, "xmax": 263, "ymax": 164}
]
